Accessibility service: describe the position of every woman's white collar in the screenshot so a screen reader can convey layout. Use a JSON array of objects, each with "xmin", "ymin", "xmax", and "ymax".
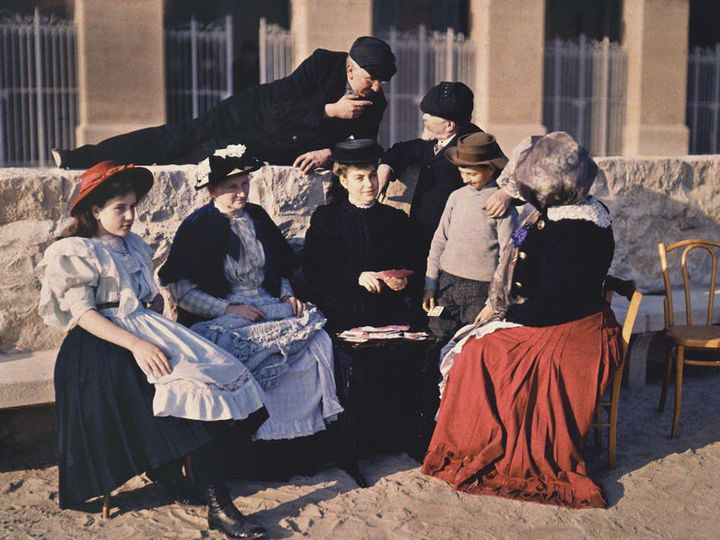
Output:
[{"xmin": 546, "ymin": 197, "xmax": 611, "ymax": 228}]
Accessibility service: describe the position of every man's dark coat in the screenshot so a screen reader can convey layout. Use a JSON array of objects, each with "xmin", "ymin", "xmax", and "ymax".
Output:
[{"xmin": 381, "ymin": 123, "xmax": 483, "ymax": 252}]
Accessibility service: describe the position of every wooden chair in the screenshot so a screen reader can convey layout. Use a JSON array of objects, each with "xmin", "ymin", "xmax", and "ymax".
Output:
[
  {"xmin": 592, "ymin": 276, "xmax": 643, "ymax": 470},
  {"xmin": 657, "ymin": 239, "xmax": 720, "ymax": 438}
]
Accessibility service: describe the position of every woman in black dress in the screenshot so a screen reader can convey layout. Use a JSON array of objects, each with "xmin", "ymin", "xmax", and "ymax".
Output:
[{"xmin": 303, "ymin": 139, "xmax": 421, "ymax": 334}]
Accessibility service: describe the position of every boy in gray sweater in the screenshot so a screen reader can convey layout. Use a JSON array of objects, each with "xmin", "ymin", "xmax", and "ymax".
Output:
[{"xmin": 422, "ymin": 132, "xmax": 517, "ymax": 340}]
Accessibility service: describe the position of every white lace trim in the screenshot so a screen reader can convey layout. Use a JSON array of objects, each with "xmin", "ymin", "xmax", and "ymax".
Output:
[
  {"xmin": 546, "ymin": 197, "xmax": 611, "ymax": 228},
  {"xmin": 348, "ymin": 195, "xmax": 375, "ymax": 209}
]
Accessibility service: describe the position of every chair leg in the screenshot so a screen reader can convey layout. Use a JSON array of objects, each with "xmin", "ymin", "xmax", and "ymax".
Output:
[
  {"xmin": 608, "ymin": 404, "xmax": 618, "ymax": 470},
  {"xmin": 658, "ymin": 346, "xmax": 674, "ymax": 413},
  {"xmin": 671, "ymin": 346, "xmax": 684, "ymax": 438},
  {"xmin": 593, "ymin": 407, "xmax": 603, "ymax": 452},
  {"xmin": 102, "ymin": 493, "xmax": 111, "ymax": 519}
]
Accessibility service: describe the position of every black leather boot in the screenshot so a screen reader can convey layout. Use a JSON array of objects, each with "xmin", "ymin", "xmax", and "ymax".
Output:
[{"xmin": 206, "ymin": 483, "xmax": 266, "ymax": 539}]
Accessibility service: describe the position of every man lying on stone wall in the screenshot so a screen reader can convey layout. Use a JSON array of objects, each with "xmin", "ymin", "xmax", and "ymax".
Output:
[{"xmin": 52, "ymin": 36, "xmax": 396, "ymax": 174}]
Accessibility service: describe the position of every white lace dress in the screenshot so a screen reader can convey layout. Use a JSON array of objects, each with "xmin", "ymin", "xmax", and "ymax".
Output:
[{"xmin": 36, "ymin": 233, "xmax": 265, "ymax": 422}]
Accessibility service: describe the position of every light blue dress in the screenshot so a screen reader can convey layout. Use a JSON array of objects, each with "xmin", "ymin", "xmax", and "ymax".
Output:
[
  {"xmin": 36, "ymin": 233, "xmax": 266, "ymax": 422},
  {"xmin": 170, "ymin": 206, "xmax": 344, "ymax": 441}
]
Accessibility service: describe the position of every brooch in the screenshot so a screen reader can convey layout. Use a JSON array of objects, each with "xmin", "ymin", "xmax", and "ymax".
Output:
[{"xmin": 511, "ymin": 225, "xmax": 530, "ymax": 248}]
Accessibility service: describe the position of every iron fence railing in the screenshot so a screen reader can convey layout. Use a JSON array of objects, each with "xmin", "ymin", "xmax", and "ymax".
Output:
[
  {"xmin": 687, "ymin": 44, "xmax": 720, "ymax": 154},
  {"xmin": 543, "ymin": 35, "xmax": 627, "ymax": 156},
  {"xmin": 165, "ymin": 15, "xmax": 233, "ymax": 124},
  {"xmin": 0, "ymin": 8, "xmax": 77, "ymax": 167}
]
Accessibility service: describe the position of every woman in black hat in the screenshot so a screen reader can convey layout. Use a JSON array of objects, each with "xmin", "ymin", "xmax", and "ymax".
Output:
[
  {"xmin": 303, "ymin": 139, "xmax": 422, "ymax": 333},
  {"xmin": 159, "ymin": 150, "xmax": 343, "ymax": 448}
]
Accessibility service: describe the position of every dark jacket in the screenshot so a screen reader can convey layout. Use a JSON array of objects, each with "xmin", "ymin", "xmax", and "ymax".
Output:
[
  {"xmin": 158, "ymin": 202, "xmax": 298, "ymax": 326},
  {"xmin": 505, "ymin": 215, "xmax": 614, "ymax": 327},
  {"xmin": 381, "ymin": 123, "xmax": 483, "ymax": 251},
  {"xmin": 223, "ymin": 49, "xmax": 387, "ymax": 164},
  {"xmin": 303, "ymin": 198, "xmax": 421, "ymax": 333}
]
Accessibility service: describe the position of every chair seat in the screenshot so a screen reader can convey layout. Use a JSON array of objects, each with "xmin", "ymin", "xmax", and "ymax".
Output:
[{"xmin": 667, "ymin": 325, "xmax": 720, "ymax": 348}]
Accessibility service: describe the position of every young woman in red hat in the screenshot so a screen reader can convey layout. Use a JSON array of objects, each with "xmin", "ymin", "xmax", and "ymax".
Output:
[{"xmin": 36, "ymin": 161, "xmax": 269, "ymax": 538}]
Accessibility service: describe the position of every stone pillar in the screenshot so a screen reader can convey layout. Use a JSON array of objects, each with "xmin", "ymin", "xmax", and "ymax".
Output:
[
  {"xmin": 622, "ymin": 0, "xmax": 689, "ymax": 155},
  {"xmin": 75, "ymin": 0, "xmax": 166, "ymax": 145},
  {"xmin": 468, "ymin": 0, "xmax": 546, "ymax": 153},
  {"xmin": 290, "ymin": 0, "xmax": 373, "ymax": 67}
]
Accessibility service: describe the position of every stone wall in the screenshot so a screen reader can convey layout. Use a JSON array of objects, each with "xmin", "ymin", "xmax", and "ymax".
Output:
[
  {"xmin": 595, "ymin": 156, "xmax": 720, "ymax": 293},
  {"xmin": 1, "ymin": 156, "xmax": 719, "ymax": 354},
  {"xmin": 0, "ymin": 165, "xmax": 330, "ymax": 354}
]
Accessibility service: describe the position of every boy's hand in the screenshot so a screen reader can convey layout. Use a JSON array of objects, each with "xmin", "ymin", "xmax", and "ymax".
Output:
[{"xmin": 422, "ymin": 290, "xmax": 436, "ymax": 313}]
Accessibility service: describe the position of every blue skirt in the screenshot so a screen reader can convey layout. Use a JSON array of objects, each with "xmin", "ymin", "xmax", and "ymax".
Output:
[{"xmin": 55, "ymin": 327, "xmax": 221, "ymax": 509}]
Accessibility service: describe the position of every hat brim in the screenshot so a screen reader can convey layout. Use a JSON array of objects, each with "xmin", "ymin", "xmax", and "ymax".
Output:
[
  {"xmin": 70, "ymin": 166, "xmax": 154, "ymax": 216},
  {"xmin": 445, "ymin": 147, "xmax": 508, "ymax": 169},
  {"xmin": 198, "ymin": 164, "xmax": 264, "ymax": 190}
]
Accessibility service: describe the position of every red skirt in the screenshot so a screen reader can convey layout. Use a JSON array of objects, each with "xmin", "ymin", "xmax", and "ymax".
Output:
[{"xmin": 421, "ymin": 308, "xmax": 621, "ymax": 508}]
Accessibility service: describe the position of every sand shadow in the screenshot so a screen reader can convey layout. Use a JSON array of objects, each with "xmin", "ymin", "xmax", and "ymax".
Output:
[
  {"xmin": 588, "ymin": 372, "xmax": 720, "ymax": 507},
  {"xmin": 235, "ymin": 452, "xmax": 419, "ymax": 538}
]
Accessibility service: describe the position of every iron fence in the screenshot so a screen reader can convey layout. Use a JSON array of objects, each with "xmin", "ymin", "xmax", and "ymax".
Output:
[
  {"xmin": 543, "ymin": 35, "xmax": 627, "ymax": 156},
  {"xmin": 377, "ymin": 26, "xmax": 475, "ymax": 148},
  {"xmin": 687, "ymin": 44, "xmax": 720, "ymax": 154},
  {"xmin": 165, "ymin": 15, "xmax": 233, "ymax": 124},
  {"xmin": 258, "ymin": 17, "xmax": 293, "ymax": 85},
  {"xmin": 0, "ymin": 9, "xmax": 77, "ymax": 167}
]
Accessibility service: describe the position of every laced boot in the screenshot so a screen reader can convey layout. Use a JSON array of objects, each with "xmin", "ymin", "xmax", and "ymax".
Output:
[{"xmin": 206, "ymin": 483, "xmax": 266, "ymax": 539}]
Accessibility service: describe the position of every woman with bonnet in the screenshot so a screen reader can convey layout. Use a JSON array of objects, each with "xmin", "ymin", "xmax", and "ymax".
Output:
[
  {"xmin": 158, "ymin": 146, "xmax": 343, "ymax": 448},
  {"xmin": 36, "ymin": 160, "xmax": 269, "ymax": 538},
  {"xmin": 421, "ymin": 132, "xmax": 621, "ymax": 508}
]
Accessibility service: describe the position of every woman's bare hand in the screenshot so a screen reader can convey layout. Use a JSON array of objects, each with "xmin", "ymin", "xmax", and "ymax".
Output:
[
  {"xmin": 384, "ymin": 276, "xmax": 408, "ymax": 291},
  {"xmin": 358, "ymin": 271, "xmax": 383, "ymax": 294},
  {"xmin": 225, "ymin": 304, "xmax": 266, "ymax": 321},
  {"xmin": 422, "ymin": 290, "xmax": 436, "ymax": 313},
  {"xmin": 130, "ymin": 338, "xmax": 171, "ymax": 378},
  {"xmin": 474, "ymin": 304, "xmax": 494, "ymax": 325},
  {"xmin": 281, "ymin": 295, "xmax": 306, "ymax": 317}
]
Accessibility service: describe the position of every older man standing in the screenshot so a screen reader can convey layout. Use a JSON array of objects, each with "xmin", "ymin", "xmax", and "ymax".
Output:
[
  {"xmin": 53, "ymin": 37, "xmax": 396, "ymax": 172},
  {"xmin": 378, "ymin": 81, "xmax": 512, "ymax": 255}
]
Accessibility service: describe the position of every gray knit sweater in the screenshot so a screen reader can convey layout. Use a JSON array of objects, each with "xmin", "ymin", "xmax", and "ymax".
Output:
[{"xmin": 425, "ymin": 183, "xmax": 518, "ymax": 290}]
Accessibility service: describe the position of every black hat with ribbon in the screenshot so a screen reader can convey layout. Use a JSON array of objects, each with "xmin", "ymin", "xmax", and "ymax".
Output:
[
  {"xmin": 195, "ymin": 154, "xmax": 264, "ymax": 190},
  {"xmin": 330, "ymin": 138, "xmax": 383, "ymax": 164}
]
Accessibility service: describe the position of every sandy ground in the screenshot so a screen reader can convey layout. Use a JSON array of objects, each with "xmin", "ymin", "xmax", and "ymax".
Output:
[{"xmin": 2, "ymin": 374, "xmax": 719, "ymax": 540}]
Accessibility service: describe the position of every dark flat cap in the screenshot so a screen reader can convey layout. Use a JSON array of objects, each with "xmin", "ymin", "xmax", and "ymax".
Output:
[
  {"xmin": 331, "ymin": 138, "xmax": 383, "ymax": 164},
  {"xmin": 420, "ymin": 81, "xmax": 474, "ymax": 122},
  {"xmin": 349, "ymin": 36, "xmax": 396, "ymax": 81}
]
